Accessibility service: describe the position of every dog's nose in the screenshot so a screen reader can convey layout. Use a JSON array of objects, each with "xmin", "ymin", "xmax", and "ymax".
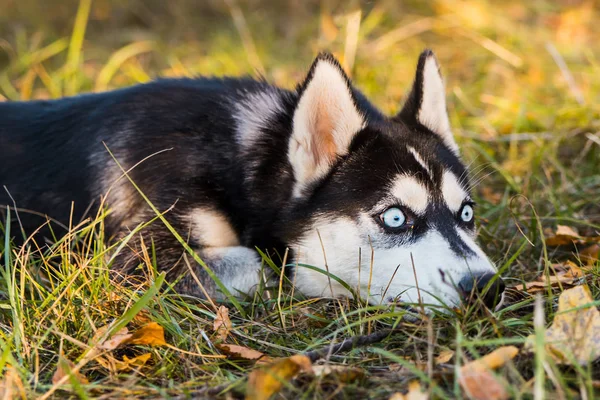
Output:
[{"xmin": 458, "ymin": 272, "xmax": 505, "ymax": 309}]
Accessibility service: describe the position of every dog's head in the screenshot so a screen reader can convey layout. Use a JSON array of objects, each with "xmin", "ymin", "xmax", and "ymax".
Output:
[{"xmin": 284, "ymin": 50, "xmax": 504, "ymax": 312}]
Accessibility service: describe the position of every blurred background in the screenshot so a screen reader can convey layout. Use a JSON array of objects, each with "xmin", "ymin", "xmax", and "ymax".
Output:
[
  {"xmin": 0, "ymin": 0, "xmax": 599, "ymax": 267},
  {"xmin": 1, "ymin": 0, "xmax": 599, "ymax": 131}
]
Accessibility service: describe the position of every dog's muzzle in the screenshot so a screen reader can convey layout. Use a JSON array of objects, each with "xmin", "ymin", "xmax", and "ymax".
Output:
[{"xmin": 458, "ymin": 272, "xmax": 505, "ymax": 309}]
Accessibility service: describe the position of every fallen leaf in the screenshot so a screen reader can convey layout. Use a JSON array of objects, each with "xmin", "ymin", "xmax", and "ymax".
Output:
[
  {"xmin": 246, "ymin": 355, "xmax": 312, "ymax": 400},
  {"xmin": 311, "ymin": 365, "xmax": 364, "ymax": 382},
  {"xmin": 458, "ymin": 346, "xmax": 518, "ymax": 400},
  {"xmin": 545, "ymin": 225, "xmax": 599, "ymax": 246},
  {"xmin": 213, "ymin": 306, "xmax": 232, "ymax": 342},
  {"xmin": 118, "ymin": 353, "xmax": 152, "ymax": 371},
  {"xmin": 0, "ymin": 365, "xmax": 26, "ymax": 400},
  {"xmin": 459, "ymin": 368, "xmax": 509, "ymax": 400},
  {"xmin": 517, "ymin": 261, "xmax": 586, "ymax": 293},
  {"xmin": 128, "ymin": 322, "xmax": 167, "ymax": 346},
  {"xmin": 389, "ymin": 381, "xmax": 429, "ymax": 400},
  {"xmin": 435, "ymin": 350, "xmax": 455, "ymax": 364},
  {"xmin": 52, "ymin": 358, "xmax": 89, "ymax": 386},
  {"xmin": 96, "ymin": 352, "xmax": 153, "ymax": 372},
  {"xmin": 462, "ymin": 346, "xmax": 518, "ymax": 371},
  {"xmin": 527, "ymin": 285, "xmax": 600, "ymax": 365},
  {"xmin": 580, "ymin": 244, "xmax": 600, "ymax": 266},
  {"xmin": 94, "ymin": 326, "xmax": 133, "ymax": 351},
  {"xmin": 217, "ymin": 344, "xmax": 268, "ymax": 362}
]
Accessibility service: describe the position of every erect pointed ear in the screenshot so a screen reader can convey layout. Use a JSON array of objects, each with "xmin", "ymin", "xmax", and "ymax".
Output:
[
  {"xmin": 288, "ymin": 53, "xmax": 365, "ymax": 197},
  {"xmin": 398, "ymin": 50, "xmax": 459, "ymax": 154}
]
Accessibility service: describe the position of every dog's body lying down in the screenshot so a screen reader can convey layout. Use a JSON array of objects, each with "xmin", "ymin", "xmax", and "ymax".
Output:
[{"xmin": 0, "ymin": 50, "xmax": 505, "ymax": 311}]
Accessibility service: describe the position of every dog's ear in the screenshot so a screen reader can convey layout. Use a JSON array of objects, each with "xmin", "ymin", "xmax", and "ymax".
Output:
[
  {"xmin": 289, "ymin": 53, "xmax": 365, "ymax": 197},
  {"xmin": 398, "ymin": 50, "xmax": 458, "ymax": 154}
]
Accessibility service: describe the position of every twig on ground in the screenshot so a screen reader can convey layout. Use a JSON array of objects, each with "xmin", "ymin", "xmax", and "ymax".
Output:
[{"xmin": 304, "ymin": 327, "xmax": 402, "ymax": 363}]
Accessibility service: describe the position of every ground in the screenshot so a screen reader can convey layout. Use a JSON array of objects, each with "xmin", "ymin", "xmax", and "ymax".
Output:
[{"xmin": 0, "ymin": 0, "xmax": 599, "ymax": 398}]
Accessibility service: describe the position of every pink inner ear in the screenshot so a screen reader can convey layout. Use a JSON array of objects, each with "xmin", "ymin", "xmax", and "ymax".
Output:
[{"xmin": 310, "ymin": 102, "xmax": 338, "ymax": 165}]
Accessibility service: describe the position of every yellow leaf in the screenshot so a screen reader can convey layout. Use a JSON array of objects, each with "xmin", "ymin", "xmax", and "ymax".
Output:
[
  {"xmin": 435, "ymin": 350, "xmax": 455, "ymax": 364},
  {"xmin": 246, "ymin": 354, "xmax": 312, "ymax": 400},
  {"xmin": 52, "ymin": 358, "xmax": 89, "ymax": 386},
  {"xmin": 117, "ymin": 353, "xmax": 152, "ymax": 371},
  {"xmin": 213, "ymin": 305, "xmax": 232, "ymax": 342},
  {"xmin": 528, "ymin": 285, "xmax": 600, "ymax": 365},
  {"xmin": 128, "ymin": 322, "xmax": 167, "ymax": 346},
  {"xmin": 545, "ymin": 225, "xmax": 581, "ymax": 246},
  {"xmin": 0, "ymin": 365, "xmax": 26, "ymax": 400},
  {"xmin": 545, "ymin": 225, "xmax": 599, "ymax": 247},
  {"xmin": 218, "ymin": 344, "xmax": 269, "ymax": 362},
  {"xmin": 389, "ymin": 380, "xmax": 429, "ymax": 400},
  {"xmin": 462, "ymin": 346, "xmax": 519, "ymax": 372}
]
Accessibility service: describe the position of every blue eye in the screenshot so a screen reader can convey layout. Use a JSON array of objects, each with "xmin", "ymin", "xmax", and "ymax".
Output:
[
  {"xmin": 381, "ymin": 207, "xmax": 406, "ymax": 228},
  {"xmin": 460, "ymin": 204, "xmax": 474, "ymax": 222}
]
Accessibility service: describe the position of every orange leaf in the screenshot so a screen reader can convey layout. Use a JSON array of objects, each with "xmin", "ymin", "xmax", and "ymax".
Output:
[
  {"xmin": 117, "ymin": 353, "xmax": 152, "ymax": 371},
  {"xmin": 217, "ymin": 344, "xmax": 268, "ymax": 362},
  {"xmin": 458, "ymin": 346, "xmax": 518, "ymax": 400},
  {"xmin": 246, "ymin": 355, "xmax": 312, "ymax": 400},
  {"xmin": 128, "ymin": 322, "xmax": 167, "ymax": 346},
  {"xmin": 459, "ymin": 368, "xmax": 509, "ymax": 400},
  {"xmin": 213, "ymin": 306, "xmax": 232, "ymax": 342},
  {"xmin": 462, "ymin": 346, "xmax": 518, "ymax": 372},
  {"xmin": 545, "ymin": 225, "xmax": 599, "ymax": 246}
]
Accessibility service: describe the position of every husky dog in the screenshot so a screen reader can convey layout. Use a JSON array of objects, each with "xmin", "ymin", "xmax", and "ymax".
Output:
[{"xmin": 0, "ymin": 50, "xmax": 504, "ymax": 311}]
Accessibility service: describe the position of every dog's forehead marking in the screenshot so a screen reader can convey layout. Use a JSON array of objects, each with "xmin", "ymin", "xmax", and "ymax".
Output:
[
  {"xmin": 391, "ymin": 175, "xmax": 430, "ymax": 214},
  {"xmin": 406, "ymin": 145, "xmax": 433, "ymax": 180},
  {"xmin": 190, "ymin": 208, "xmax": 240, "ymax": 248},
  {"xmin": 441, "ymin": 171, "xmax": 468, "ymax": 212}
]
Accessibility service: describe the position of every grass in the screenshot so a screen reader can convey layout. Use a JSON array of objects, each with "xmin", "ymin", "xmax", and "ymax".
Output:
[{"xmin": 1, "ymin": 0, "xmax": 600, "ymax": 398}]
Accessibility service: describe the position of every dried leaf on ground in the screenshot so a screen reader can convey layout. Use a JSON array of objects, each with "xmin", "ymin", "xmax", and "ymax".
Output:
[
  {"xmin": 526, "ymin": 285, "xmax": 600, "ymax": 365},
  {"xmin": 94, "ymin": 326, "xmax": 133, "ymax": 351},
  {"xmin": 217, "ymin": 344, "xmax": 269, "ymax": 362},
  {"xmin": 96, "ymin": 352, "xmax": 153, "ymax": 372},
  {"xmin": 458, "ymin": 346, "xmax": 518, "ymax": 400},
  {"xmin": 128, "ymin": 322, "xmax": 167, "ymax": 346},
  {"xmin": 517, "ymin": 261, "xmax": 586, "ymax": 293},
  {"xmin": 52, "ymin": 358, "xmax": 89, "ymax": 386},
  {"xmin": 580, "ymin": 244, "xmax": 600, "ymax": 265},
  {"xmin": 389, "ymin": 381, "xmax": 429, "ymax": 400},
  {"xmin": 435, "ymin": 350, "xmax": 455, "ymax": 364},
  {"xmin": 118, "ymin": 353, "xmax": 152, "ymax": 371},
  {"xmin": 0, "ymin": 365, "xmax": 26, "ymax": 400},
  {"xmin": 545, "ymin": 225, "xmax": 599, "ymax": 246},
  {"xmin": 246, "ymin": 355, "xmax": 312, "ymax": 400},
  {"xmin": 312, "ymin": 365, "xmax": 364, "ymax": 382},
  {"xmin": 213, "ymin": 305, "xmax": 232, "ymax": 342}
]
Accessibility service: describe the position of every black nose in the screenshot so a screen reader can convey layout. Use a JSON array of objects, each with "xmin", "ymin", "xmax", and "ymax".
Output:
[{"xmin": 458, "ymin": 272, "xmax": 505, "ymax": 309}]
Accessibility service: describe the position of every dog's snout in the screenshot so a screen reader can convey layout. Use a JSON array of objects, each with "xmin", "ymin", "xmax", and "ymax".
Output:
[{"xmin": 458, "ymin": 272, "xmax": 505, "ymax": 309}]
